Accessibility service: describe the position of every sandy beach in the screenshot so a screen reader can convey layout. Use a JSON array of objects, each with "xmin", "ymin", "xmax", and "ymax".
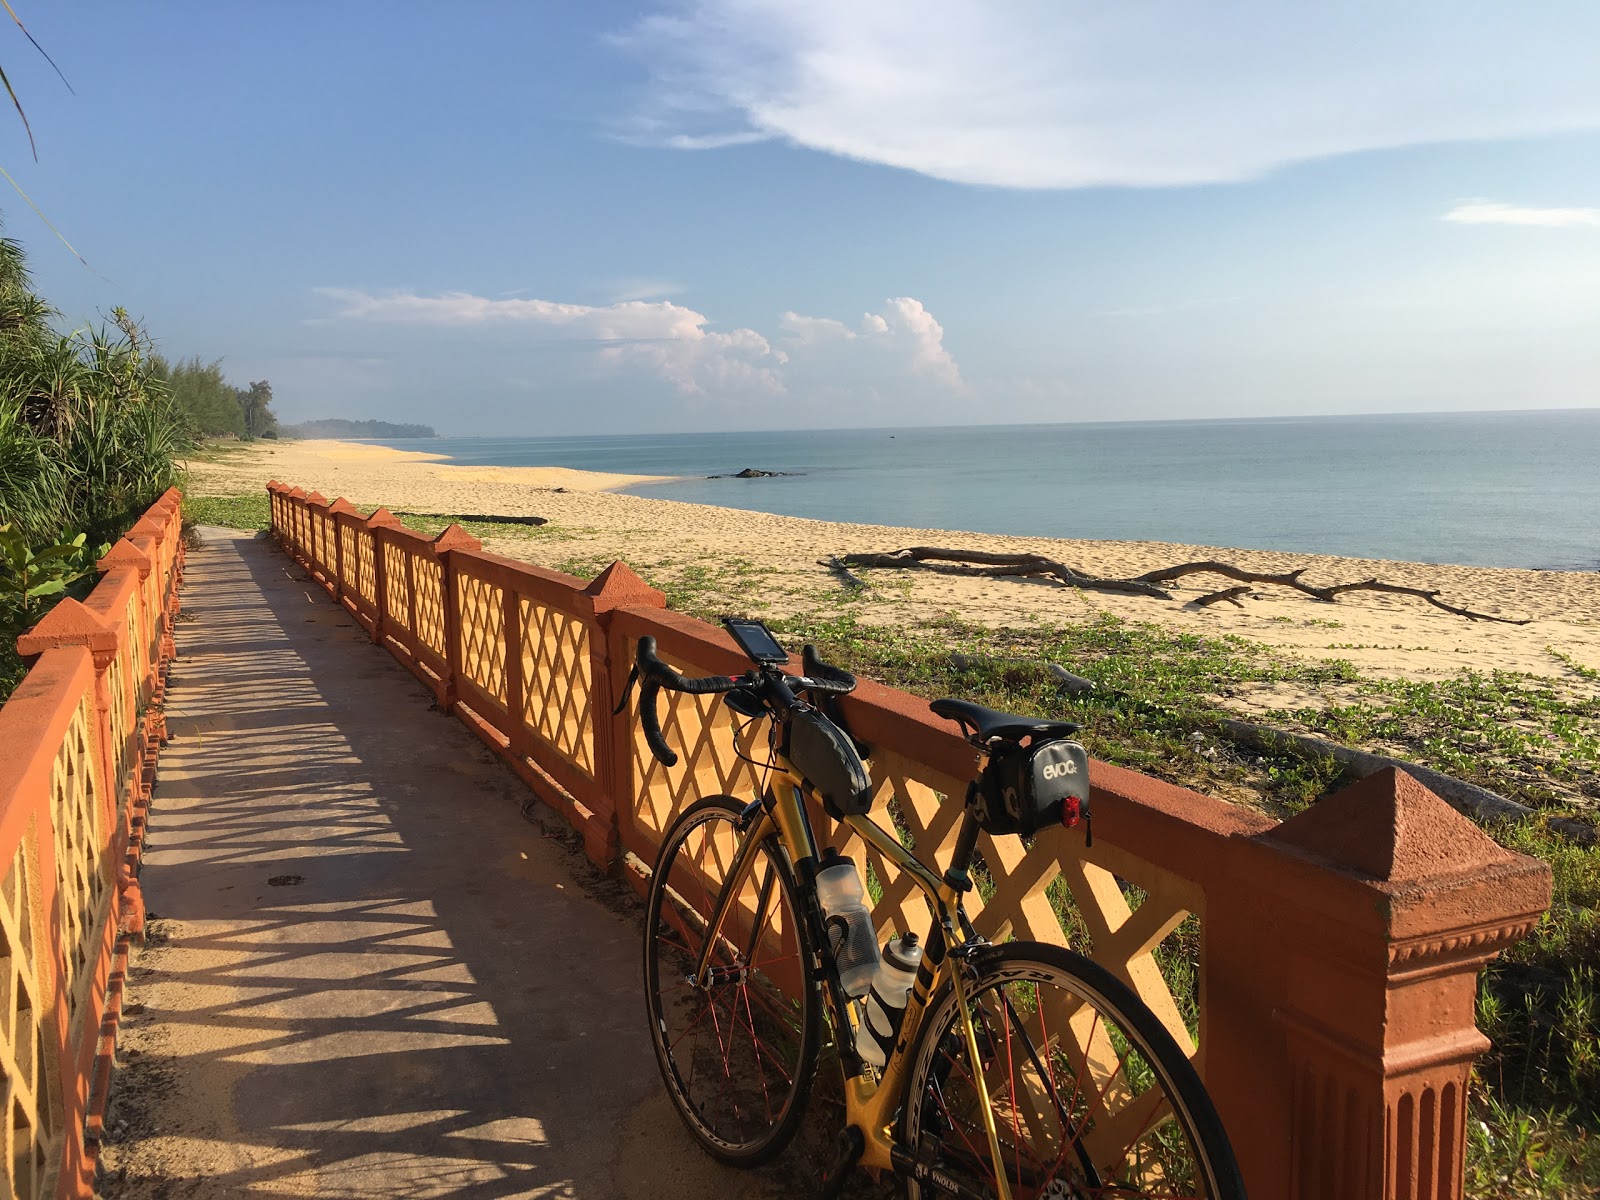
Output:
[{"xmin": 185, "ymin": 439, "xmax": 1600, "ymax": 690}]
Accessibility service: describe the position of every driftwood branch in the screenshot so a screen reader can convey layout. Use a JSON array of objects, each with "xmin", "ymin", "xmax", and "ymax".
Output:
[
  {"xmin": 835, "ymin": 548, "xmax": 1171, "ymax": 599},
  {"xmin": 948, "ymin": 653, "xmax": 1097, "ymax": 696},
  {"xmin": 934, "ymin": 648, "xmax": 1593, "ymax": 843},
  {"xmin": 833, "ymin": 547, "xmax": 1527, "ymax": 623},
  {"xmin": 396, "ymin": 511, "xmax": 548, "ymax": 527},
  {"xmin": 1193, "ymin": 586, "xmax": 1253, "ymax": 609},
  {"xmin": 1130, "ymin": 561, "xmax": 1528, "ymax": 624},
  {"xmin": 819, "ymin": 556, "xmax": 868, "ymax": 590},
  {"xmin": 1215, "ymin": 718, "xmax": 1594, "ymax": 844}
]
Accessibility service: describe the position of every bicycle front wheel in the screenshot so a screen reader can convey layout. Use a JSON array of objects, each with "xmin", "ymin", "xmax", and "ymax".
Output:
[
  {"xmin": 898, "ymin": 943, "xmax": 1245, "ymax": 1199},
  {"xmin": 644, "ymin": 796, "xmax": 822, "ymax": 1166}
]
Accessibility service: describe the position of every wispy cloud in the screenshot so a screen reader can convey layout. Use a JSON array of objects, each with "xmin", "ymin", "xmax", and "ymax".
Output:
[
  {"xmin": 613, "ymin": 2, "xmax": 1600, "ymax": 189},
  {"xmin": 319, "ymin": 288, "xmax": 963, "ymax": 399},
  {"xmin": 1443, "ymin": 200, "xmax": 1600, "ymax": 228}
]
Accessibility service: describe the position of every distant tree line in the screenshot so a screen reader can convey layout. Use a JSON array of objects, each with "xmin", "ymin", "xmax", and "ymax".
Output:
[
  {"xmin": 149, "ymin": 356, "xmax": 279, "ymax": 440},
  {"xmin": 278, "ymin": 418, "xmax": 436, "ymax": 439}
]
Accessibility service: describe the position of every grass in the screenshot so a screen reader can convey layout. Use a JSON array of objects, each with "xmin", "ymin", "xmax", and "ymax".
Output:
[
  {"xmin": 182, "ymin": 492, "xmax": 272, "ymax": 530},
  {"xmin": 181, "ymin": 491, "xmax": 581, "ymax": 545}
]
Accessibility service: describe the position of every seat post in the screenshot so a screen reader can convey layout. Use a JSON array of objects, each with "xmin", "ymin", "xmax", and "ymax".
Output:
[{"xmin": 947, "ymin": 798, "xmax": 981, "ymax": 877}]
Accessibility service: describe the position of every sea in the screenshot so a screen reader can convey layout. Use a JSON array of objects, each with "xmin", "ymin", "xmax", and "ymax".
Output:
[{"xmin": 374, "ymin": 410, "xmax": 1600, "ymax": 571}]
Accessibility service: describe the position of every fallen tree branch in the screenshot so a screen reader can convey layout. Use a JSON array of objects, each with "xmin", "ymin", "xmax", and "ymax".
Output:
[
  {"xmin": 1214, "ymin": 718, "xmax": 1594, "ymax": 843},
  {"xmin": 1192, "ymin": 586, "xmax": 1253, "ymax": 609},
  {"xmin": 832, "ymin": 547, "xmax": 1527, "ymax": 623},
  {"xmin": 948, "ymin": 653, "xmax": 1097, "ymax": 696},
  {"xmin": 835, "ymin": 548, "xmax": 1171, "ymax": 599},
  {"xmin": 819, "ymin": 556, "xmax": 868, "ymax": 590},
  {"xmin": 396, "ymin": 511, "xmax": 548, "ymax": 527},
  {"xmin": 1130, "ymin": 561, "xmax": 1528, "ymax": 624}
]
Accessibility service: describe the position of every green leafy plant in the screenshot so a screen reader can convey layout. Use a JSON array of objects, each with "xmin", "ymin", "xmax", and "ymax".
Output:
[{"xmin": 0, "ymin": 522, "xmax": 106, "ymax": 617}]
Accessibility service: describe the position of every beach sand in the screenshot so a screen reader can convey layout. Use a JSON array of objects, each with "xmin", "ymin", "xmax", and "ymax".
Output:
[{"xmin": 186, "ymin": 439, "xmax": 1600, "ymax": 691}]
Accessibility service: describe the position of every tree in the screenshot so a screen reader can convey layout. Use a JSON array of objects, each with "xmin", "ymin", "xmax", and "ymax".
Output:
[
  {"xmin": 239, "ymin": 379, "xmax": 277, "ymax": 439},
  {"xmin": 149, "ymin": 355, "xmax": 246, "ymax": 437}
]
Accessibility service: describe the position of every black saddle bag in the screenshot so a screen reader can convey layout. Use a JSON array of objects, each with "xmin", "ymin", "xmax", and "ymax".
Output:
[{"xmin": 968, "ymin": 739, "xmax": 1090, "ymax": 837}]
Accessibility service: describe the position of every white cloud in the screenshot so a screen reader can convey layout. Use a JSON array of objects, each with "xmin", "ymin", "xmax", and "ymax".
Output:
[
  {"xmin": 614, "ymin": 2, "xmax": 1600, "ymax": 189},
  {"xmin": 1443, "ymin": 201, "xmax": 1600, "ymax": 228},
  {"xmin": 778, "ymin": 299, "xmax": 964, "ymax": 389},
  {"xmin": 320, "ymin": 288, "xmax": 962, "ymax": 400}
]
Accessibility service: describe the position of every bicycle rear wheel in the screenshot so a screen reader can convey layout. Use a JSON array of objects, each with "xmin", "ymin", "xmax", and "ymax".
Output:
[
  {"xmin": 644, "ymin": 796, "xmax": 822, "ymax": 1166},
  {"xmin": 898, "ymin": 943, "xmax": 1245, "ymax": 1199}
]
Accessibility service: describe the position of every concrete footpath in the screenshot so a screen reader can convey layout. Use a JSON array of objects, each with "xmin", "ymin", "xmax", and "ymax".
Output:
[{"xmin": 99, "ymin": 528, "xmax": 780, "ymax": 1199}]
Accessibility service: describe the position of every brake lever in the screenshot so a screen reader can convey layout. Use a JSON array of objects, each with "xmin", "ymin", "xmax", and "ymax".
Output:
[{"xmin": 611, "ymin": 663, "xmax": 640, "ymax": 715}]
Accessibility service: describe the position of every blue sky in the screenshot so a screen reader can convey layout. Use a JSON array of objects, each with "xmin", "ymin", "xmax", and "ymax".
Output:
[{"xmin": 6, "ymin": 1, "xmax": 1599, "ymax": 434}]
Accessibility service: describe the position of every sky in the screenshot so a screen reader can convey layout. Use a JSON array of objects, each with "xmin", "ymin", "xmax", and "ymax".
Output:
[{"xmin": 5, "ymin": 1, "xmax": 1600, "ymax": 435}]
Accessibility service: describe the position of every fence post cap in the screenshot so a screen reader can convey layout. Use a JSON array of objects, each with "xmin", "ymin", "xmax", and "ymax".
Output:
[
  {"xmin": 287, "ymin": 486, "xmax": 307, "ymax": 498},
  {"xmin": 306, "ymin": 491, "xmax": 330, "ymax": 506},
  {"xmin": 1266, "ymin": 766, "xmax": 1519, "ymax": 883},
  {"xmin": 584, "ymin": 560, "xmax": 666, "ymax": 614},
  {"xmin": 327, "ymin": 497, "xmax": 361, "ymax": 516},
  {"xmin": 266, "ymin": 479, "xmax": 283, "ymax": 491},
  {"xmin": 128, "ymin": 514, "xmax": 166, "ymax": 541},
  {"xmin": 365, "ymin": 506, "xmax": 404, "ymax": 529},
  {"xmin": 16, "ymin": 597, "xmax": 118, "ymax": 661},
  {"xmin": 98, "ymin": 538, "xmax": 154, "ymax": 578},
  {"xmin": 432, "ymin": 523, "xmax": 481, "ymax": 553}
]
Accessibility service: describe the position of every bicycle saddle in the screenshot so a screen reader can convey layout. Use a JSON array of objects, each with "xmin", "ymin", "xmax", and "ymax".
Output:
[{"xmin": 930, "ymin": 698, "xmax": 1079, "ymax": 743}]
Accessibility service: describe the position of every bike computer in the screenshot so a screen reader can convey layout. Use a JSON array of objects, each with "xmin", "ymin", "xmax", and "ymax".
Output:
[{"xmin": 723, "ymin": 617, "xmax": 790, "ymax": 665}]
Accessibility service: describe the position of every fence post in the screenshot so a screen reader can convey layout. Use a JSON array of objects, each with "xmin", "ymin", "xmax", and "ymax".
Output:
[
  {"xmin": 1201, "ymin": 767, "xmax": 1550, "ymax": 1198},
  {"xmin": 286, "ymin": 487, "xmax": 307, "ymax": 559},
  {"xmin": 581, "ymin": 562, "xmax": 666, "ymax": 870},
  {"xmin": 16, "ymin": 598, "xmax": 149, "ymax": 946},
  {"xmin": 15, "ymin": 598, "xmax": 122, "ymax": 845},
  {"xmin": 433, "ymin": 524, "xmax": 482, "ymax": 712},
  {"xmin": 366, "ymin": 508, "xmax": 402, "ymax": 645},
  {"xmin": 98, "ymin": 538, "xmax": 155, "ymax": 704}
]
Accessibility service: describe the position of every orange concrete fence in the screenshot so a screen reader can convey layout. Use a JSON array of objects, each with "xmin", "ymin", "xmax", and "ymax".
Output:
[
  {"xmin": 0, "ymin": 488, "xmax": 185, "ymax": 1200},
  {"xmin": 266, "ymin": 482, "xmax": 1551, "ymax": 1200}
]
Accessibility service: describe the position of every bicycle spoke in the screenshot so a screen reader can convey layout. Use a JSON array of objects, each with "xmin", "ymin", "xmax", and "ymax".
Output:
[{"xmin": 645, "ymin": 801, "xmax": 817, "ymax": 1164}]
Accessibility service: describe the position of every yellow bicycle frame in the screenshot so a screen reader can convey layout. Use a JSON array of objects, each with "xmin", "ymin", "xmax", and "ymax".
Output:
[{"xmin": 690, "ymin": 756, "xmax": 1015, "ymax": 1200}]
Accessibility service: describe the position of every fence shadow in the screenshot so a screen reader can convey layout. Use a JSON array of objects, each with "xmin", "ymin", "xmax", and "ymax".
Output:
[{"xmin": 103, "ymin": 529, "xmax": 785, "ymax": 1200}]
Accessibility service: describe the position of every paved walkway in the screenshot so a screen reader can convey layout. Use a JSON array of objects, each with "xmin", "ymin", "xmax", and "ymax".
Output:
[{"xmin": 99, "ymin": 528, "xmax": 779, "ymax": 1199}]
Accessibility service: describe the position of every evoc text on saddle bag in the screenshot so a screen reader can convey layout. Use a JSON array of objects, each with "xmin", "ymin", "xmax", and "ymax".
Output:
[{"xmin": 968, "ymin": 740, "xmax": 1090, "ymax": 836}]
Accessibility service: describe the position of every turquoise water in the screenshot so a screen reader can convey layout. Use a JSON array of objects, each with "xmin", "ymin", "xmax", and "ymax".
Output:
[{"xmin": 378, "ymin": 410, "xmax": 1600, "ymax": 570}]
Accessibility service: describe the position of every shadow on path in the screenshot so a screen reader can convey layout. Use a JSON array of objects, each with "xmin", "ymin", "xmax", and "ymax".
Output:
[{"xmin": 100, "ymin": 528, "xmax": 782, "ymax": 1200}]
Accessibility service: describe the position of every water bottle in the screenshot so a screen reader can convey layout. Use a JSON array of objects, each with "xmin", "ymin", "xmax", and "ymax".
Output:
[
  {"xmin": 814, "ymin": 851, "xmax": 879, "ymax": 997},
  {"xmin": 858, "ymin": 932, "xmax": 923, "ymax": 1068}
]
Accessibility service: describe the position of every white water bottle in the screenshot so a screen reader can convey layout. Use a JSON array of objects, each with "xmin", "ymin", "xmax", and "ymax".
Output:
[
  {"xmin": 815, "ymin": 851, "xmax": 879, "ymax": 997},
  {"xmin": 858, "ymin": 932, "xmax": 923, "ymax": 1068}
]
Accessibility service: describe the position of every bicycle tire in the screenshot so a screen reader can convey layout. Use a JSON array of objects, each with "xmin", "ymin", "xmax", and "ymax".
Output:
[
  {"xmin": 643, "ymin": 796, "xmax": 823, "ymax": 1166},
  {"xmin": 898, "ymin": 942, "xmax": 1246, "ymax": 1199}
]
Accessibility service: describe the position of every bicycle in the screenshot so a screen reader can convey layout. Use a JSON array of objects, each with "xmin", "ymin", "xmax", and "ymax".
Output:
[{"xmin": 625, "ymin": 617, "xmax": 1246, "ymax": 1200}]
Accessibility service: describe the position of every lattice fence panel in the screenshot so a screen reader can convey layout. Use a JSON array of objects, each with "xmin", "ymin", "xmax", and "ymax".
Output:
[
  {"xmin": 339, "ymin": 524, "xmax": 358, "ymax": 591},
  {"xmin": 633, "ymin": 692, "xmax": 1206, "ymax": 1063},
  {"xmin": 0, "ymin": 838, "xmax": 58, "ymax": 1200},
  {"xmin": 412, "ymin": 558, "xmax": 447, "ymax": 657},
  {"xmin": 383, "ymin": 543, "xmax": 411, "ymax": 633},
  {"xmin": 517, "ymin": 599, "xmax": 593, "ymax": 774},
  {"xmin": 629, "ymin": 643, "xmax": 769, "ymax": 850},
  {"xmin": 356, "ymin": 531, "xmax": 378, "ymax": 605},
  {"xmin": 105, "ymin": 634, "xmax": 136, "ymax": 813},
  {"xmin": 49, "ymin": 692, "xmax": 110, "ymax": 1029},
  {"xmin": 456, "ymin": 572, "xmax": 507, "ymax": 704}
]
